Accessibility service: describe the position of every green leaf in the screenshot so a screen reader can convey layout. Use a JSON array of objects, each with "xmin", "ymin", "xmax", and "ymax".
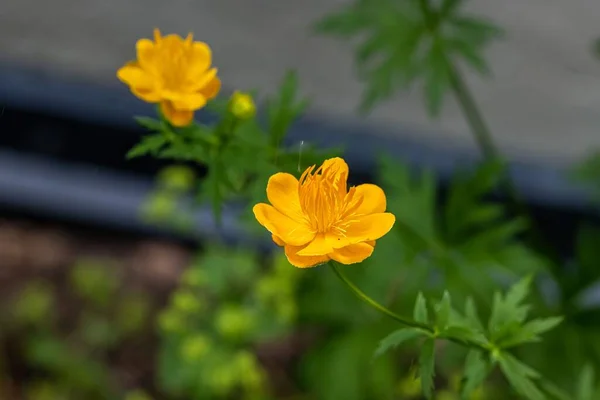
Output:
[
  {"xmin": 134, "ymin": 116, "xmax": 165, "ymax": 132},
  {"xmin": 498, "ymin": 353, "xmax": 545, "ymax": 400},
  {"xmin": 435, "ymin": 291, "xmax": 452, "ymax": 329},
  {"xmin": 316, "ymin": 0, "xmax": 427, "ymax": 112},
  {"xmin": 505, "ymin": 275, "xmax": 533, "ymax": 309},
  {"xmin": 489, "ymin": 275, "xmax": 533, "ymax": 337},
  {"xmin": 498, "ymin": 316, "xmax": 563, "ymax": 348},
  {"xmin": 449, "ymin": 16, "xmax": 503, "ymax": 48},
  {"xmin": 267, "ymin": 70, "xmax": 310, "ymax": 146},
  {"xmin": 373, "ymin": 328, "xmax": 424, "ymax": 358},
  {"xmin": 419, "ymin": 338, "xmax": 436, "ymax": 399},
  {"xmin": 577, "ymin": 364, "xmax": 595, "ymax": 400},
  {"xmin": 461, "ymin": 350, "xmax": 491, "ymax": 399},
  {"xmin": 414, "ymin": 292, "xmax": 429, "ymax": 324},
  {"xmin": 464, "ymin": 297, "xmax": 484, "ymax": 331},
  {"xmin": 126, "ymin": 134, "xmax": 168, "ymax": 159},
  {"xmin": 447, "ymin": 38, "xmax": 490, "ymax": 75}
]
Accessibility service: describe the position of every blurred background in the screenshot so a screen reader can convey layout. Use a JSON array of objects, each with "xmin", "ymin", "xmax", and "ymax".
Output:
[{"xmin": 1, "ymin": 0, "xmax": 600, "ymax": 399}]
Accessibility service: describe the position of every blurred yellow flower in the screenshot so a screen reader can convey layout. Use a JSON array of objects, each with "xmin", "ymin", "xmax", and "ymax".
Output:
[
  {"xmin": 229, "ymin": 91, "xmax": 256, "ymax": 120},
  {"xmin": 253, "ymin": 157, "xmax": 395, "ymax": 268},
  {"xmin": 117, "ymin": 28, "xmax": 221, "ymax": 127}
]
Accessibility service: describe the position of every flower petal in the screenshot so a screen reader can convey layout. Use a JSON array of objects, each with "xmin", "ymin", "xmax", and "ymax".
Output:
[
  {"xmin": 329, "ymin": 242, "xmax": 374, "ymax": 265},
  {"xmin": 266, "ymin": 173, "xmax": 304, "ymax": 221},
  {"xmin": 170, "ymin": 93, "xmax": 207, "ymax": 110},
  {"xmin": 131, "ymin": 87, "xmax": 162, "ymax": 103},
  {"xmin": 136, "ymin": 39, "xmax": 156, "ymax": 70},
  {"xmin": 188, "ymin": 68, "xmax": 218, "ymax": 92},
  {"xmin": 117, "ymin": 62, "xmax": 154, "ymax": 89},
  {"xmin": 285, "ymin": 244, "xmax": 329, "ymax": 268},
  {"xmin": 253, "ymin": 203, "xmax": 315, "ymax": 246},
  {"xmin": 189, "ymin": 42, "xmax": 212, "ymax": 74},
  {"xmin": 198, "ymin": 75, "xmax": 221, "ymax": 100},
  {"xmin": 343, "ymin": 213, "xmax": 396, "ymax": 243},
  {"xmin": 272, "ymin": 234, "xmax": 285, "ymax": 247},
  {"xmin": 354, "ymin": 184, "xmax": 387, "ymax": 214},
  {"xmin": 297, "ymin": 233, "xmax": 334, "ymax": 256},
  {"xmin": 160, "ymin": 100, "xmax": 195, "ymax": 127}
]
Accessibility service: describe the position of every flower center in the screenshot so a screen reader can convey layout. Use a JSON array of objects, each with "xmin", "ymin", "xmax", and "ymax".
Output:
[
  {"xmin": 298, "ymin": 162, "xmax": 363, "ymax": 234},
  {"xmin": 155, "ymin": 38, "xmax": 191, "ymax": 90}
]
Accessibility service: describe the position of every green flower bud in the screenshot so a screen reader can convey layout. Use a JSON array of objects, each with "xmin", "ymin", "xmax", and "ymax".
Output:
[{"xmin": 228, "ymin": 91, "xmax": 256, "ymax": 120}]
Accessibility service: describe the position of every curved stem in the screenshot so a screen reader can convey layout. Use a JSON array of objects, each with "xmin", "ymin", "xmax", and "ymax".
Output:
[
  {"xmin": 328, "ymin": 261, "xmax": 432, "ymax": 332},
  {"xmin": 329, "ymin": 261, "xmax": 492, "ymax": 351}
]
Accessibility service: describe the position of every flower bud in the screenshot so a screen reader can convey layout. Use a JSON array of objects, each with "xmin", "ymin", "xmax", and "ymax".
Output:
[{"xmin": 229, "ymin": 91, "xmax": 256, "ymax": 120}]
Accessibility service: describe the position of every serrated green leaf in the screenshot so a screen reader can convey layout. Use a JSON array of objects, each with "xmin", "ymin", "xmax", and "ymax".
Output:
[
  {"xmin": 464, "ymin": 297, "xmax": 484, "ymax": 331},
  {"xmin": 449, "ymin": 16, "xmax": 503, "ymax": 48},
  {"xmin": 461, "ymin": 350, "xmax": 491, "ymax": 399},
  {"xmin": 448, "ymin": 38, "xmax": 490, "ymax": 75},
  {"xmin": 267, "ymin": 71, "xmax": 310, "ymax": 146},
  {"xmin": 134, "ymin": 116, "xmax": 165, "ymax": 132},
  {"xmin": 506, "ymin": 275, "xmax": 533, "ymax": 307},
  {"xmin": 488, "ymin": 276, "xmax": 537, "ymax": 343},
  {"xmin": 577, "ymin": 364, "xmax": 595, "ymax": 400},
  {"xmin": 126, "ymin": 134, "xmax": 168, "ymax": 159},
  {"xmin": 498, "ymin": 316, "xmax": 563, "ymax": 348},
  {"xmin": 435, "ymin": 291, "xmax": 452, "ymax": 329},
  {"xmin": 439, "ymin": 326, "xmax": 487, "ymax": 346},
  {"xmin": 419, "ymin": 338, "xmax": 436, "ymax": 399},
  {"xmin": 373, "ymin": 328, "xmax": 423, "ymax": 358},
  {"xmin": 414, "ymin": 292, "xmax": 429, "ymax": 324},
  {"xmin": 498, "ymin": 353, "xmax": 545, "ymax": 400}
]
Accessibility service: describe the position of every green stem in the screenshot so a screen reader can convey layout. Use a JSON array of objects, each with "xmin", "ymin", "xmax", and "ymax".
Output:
[
  {"xmin": 446, "ymin": 66, "xmax": 497, "ymax": 161},
  {"xmin": 328, "ymin": 261, "xmax": 431, "ymax": 331}
]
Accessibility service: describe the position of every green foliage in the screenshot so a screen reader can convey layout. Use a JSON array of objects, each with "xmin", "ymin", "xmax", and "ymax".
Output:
[
  {"xmin": 372, "ymin": 277, "xmax": 564, "ymax": 399},
  {"xmin": 156, "ymin": 248, "xmax": 300, "ymax": 399},
  {"xmin": 127, "ymin": 72, "xmax": 336, "ymax": 226},
  {"xmin": 371, "ymin": 156, "xmax": 546, "ymax": 305},
  {"xmin": 314, "ymin": 0, "xmax": 502, "ymax": 114}
]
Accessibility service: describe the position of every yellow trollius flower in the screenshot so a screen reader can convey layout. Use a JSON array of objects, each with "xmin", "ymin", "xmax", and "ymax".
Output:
[
  {"xmin": 117, "ymin": 29, "xmax": 221, "ymax": 127},
  {"xmin": 253, "ymin": 157, "xmax": 396, "ymax": 268}
]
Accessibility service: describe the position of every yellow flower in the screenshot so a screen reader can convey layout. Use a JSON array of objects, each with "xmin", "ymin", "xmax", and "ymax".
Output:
[
  {"xmin": 117, "ymin": 29, "xmax": 221, "ymax": 127},
  {"xmin": 253, "ymin": 157, "xmax": 395, "ymax": 268},
  {"xmin": 228, "ymin": 91, "xmax": 256, "ymax": 120}
]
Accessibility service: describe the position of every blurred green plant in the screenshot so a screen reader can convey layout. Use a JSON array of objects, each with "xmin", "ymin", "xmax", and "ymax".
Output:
[{"xmin": 156, "ymin": 247, "xmax": 301, "ymax": 400}]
